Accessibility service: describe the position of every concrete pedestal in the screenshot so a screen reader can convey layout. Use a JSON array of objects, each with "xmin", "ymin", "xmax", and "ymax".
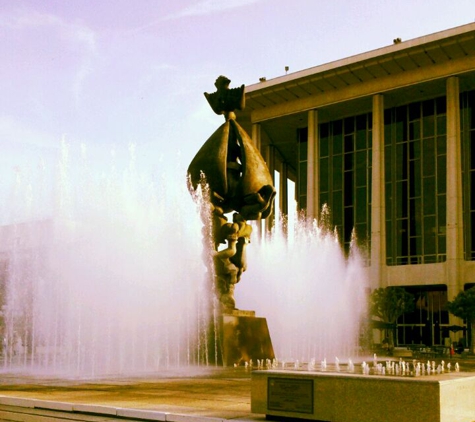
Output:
[
  {"xmin": 251, "ymin": 369, "xmax": 475, "ymax": 422},
  {"xmin": 221, "ymin": 310, "xmax": 274, "ymax": 366}
]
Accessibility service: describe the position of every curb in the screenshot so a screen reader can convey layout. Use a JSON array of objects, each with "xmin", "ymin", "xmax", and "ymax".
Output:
[{"xmin": 0, "ymin": 395, "xmax": 255, "ymax": 422}]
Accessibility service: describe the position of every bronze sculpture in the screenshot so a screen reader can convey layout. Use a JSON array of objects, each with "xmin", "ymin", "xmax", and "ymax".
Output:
[{"xmin": 188, "ymin": 76, "xmax": 276, "ymax": 311}]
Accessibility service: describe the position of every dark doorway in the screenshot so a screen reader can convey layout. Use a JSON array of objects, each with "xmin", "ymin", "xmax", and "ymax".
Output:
[{"xmin": 396, "ymin": 285, "xmax": 448, "ymax": 346}]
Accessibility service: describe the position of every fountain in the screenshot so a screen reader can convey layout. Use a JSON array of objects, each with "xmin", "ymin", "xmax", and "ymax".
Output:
[
  {"xmin": 1, "ymin": 77, "xmax": 369, "ymax": 378},
  {"xmin": 0, "ymin": 144, "xmax": 210, "ymax": 376},
  {"xmin": 241, "ymin": 215, "xmax": 367, "ymax": 363},
  {"xmin": 185, "ymin": 76, "xmax": 369, "ymax": 367},
  {"xmin": 0, "ymin": 141, "xmax": 368, "ymax": 376}
]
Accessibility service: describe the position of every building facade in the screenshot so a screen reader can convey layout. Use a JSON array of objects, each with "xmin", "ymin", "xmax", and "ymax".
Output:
[{"xmin": 240, "ymin": 23, "xmax": 475, "ymax": 347}]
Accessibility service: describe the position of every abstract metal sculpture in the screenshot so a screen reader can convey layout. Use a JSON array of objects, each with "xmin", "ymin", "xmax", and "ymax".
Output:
[{"xmin": 188, "ymin": 76, "xmax": 276, "ymax": 311}]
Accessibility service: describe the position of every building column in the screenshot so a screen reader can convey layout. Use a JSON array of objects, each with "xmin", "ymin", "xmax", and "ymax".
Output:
[
  {"xmin": 446, "ymin": 76, "xmax": 464, "ymax": 301},
  {"xmin": 252, "ymin": 123, "xmax": 264, "ymax": 237},
  {"xmin": 252, "ymin": 123, "xmax": 261, "ymax": 152},
  {"xmin": 370, "ymin": 94, "xmax": 386, "ymax": 289},
  {"xmin": 264, "ymin": 144, "xmax": 276, "ymax": 233},
  {"xmin": 306, "ymin": 109, "xmax": 319, "ymax": 221},
  {"xmin": 279, "ymin": 161, "xmax": 288, "ymax": 217}
]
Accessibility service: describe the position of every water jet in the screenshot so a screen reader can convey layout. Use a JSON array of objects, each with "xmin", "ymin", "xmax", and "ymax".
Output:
[{"xmin": 1, "ymin": 80, "xmax": 368, "ymax": 376}]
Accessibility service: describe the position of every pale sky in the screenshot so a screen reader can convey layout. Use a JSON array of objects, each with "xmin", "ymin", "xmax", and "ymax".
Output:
[{"xmin": 1, "ymin": 0, "xmax": 474, "ymax": 220}]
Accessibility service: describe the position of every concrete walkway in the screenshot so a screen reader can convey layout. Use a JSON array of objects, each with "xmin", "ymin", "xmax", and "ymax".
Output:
[{"xmin": 0, "ymin": 367, "xmax": 265, "ymax": 421}]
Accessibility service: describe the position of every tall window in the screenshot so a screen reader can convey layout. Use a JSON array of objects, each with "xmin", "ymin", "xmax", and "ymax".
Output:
[
  {"xmin": 461, "ymin": 90, "xmax": 475, "ymax": 261},
  {"xmin": 319, "ymin": 114, "xmax": 372, "ymax": 253},
  {"xmin": 385, "ymin": 97, "xmax": 447, "ymax": 265}
]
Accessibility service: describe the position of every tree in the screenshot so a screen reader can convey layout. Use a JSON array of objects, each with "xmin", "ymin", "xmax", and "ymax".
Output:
[
  {"xmin": 369, "ymin": 287, "xmax": 415, "ymax": 349},
  {"xmin": 447, "ymin": 287, "xmax": 475, "ymax": 354}
]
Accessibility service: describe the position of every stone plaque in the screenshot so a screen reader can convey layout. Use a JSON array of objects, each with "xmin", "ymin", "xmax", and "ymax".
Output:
[{"xmin": 268, "ymin": 377, "xmax": 314, "ymax": 414}]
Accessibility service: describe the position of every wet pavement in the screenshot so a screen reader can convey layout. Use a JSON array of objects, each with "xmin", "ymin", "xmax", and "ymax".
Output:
[
  {"xmin": 0, "ymin": 357, "xmax": 474, "ymax": 421},
  {"xmin": 0, "ymin": 366, "xmax": 264, "ymax": 421}
]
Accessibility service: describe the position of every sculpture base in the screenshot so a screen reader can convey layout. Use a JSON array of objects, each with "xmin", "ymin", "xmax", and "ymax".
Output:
[
  {"xmin": 221, "ymin": 310, "xmax": 274, "ymax": 366},
  {"xmin": 251, "ymin": 369, "xmax": 475, "ymax": 422}
]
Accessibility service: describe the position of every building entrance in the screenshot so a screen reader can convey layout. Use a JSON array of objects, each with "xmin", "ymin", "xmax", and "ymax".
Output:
[{"xmin": 396, "ymin": 285, "xmax": 448, "ymax": 347}]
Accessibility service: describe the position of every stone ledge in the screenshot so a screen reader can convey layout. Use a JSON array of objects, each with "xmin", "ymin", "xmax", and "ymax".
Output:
[
  {"xmin": 72, "ymin": 403, "xmax": 118, "ymax": 415},
  {"xmin": 117, "ymin": 407, "xmax": 168, "ymax": 421},
  {"xmin": 251, "ymin": 370, "xmax": 475, "ymax": 422},
  {"xmin": 0, "ymin": 396, "xmax": 232, "ymax": 422}
]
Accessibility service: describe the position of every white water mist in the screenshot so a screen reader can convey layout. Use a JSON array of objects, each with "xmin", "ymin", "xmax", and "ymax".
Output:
[{"xmin": 1, "ymin": 143, "xmax": 368, "ymax": 376}]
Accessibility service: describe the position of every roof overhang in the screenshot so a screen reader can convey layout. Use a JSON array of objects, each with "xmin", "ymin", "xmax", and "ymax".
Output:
[{"xmin": 241, "ymin": 22, "xmax": 475, "ymax": 124}]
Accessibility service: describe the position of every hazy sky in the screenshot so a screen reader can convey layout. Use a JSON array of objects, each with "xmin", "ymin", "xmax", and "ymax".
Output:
[{"xmin": 1, "ymin": 0, "xmax": 474, "ymax": 212}]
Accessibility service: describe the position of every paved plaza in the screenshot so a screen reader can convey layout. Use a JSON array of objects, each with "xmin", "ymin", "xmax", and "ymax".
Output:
[
  {"xmin": 0, "ymin": 357, "xmax": 474, "ymax": 421},
  {"xmin": 0, "ymin": 366, "xmax": 264, "ymax": 421}
]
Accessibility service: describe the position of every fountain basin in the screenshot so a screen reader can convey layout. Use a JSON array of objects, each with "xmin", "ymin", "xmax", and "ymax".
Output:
[{"xmin": 251, "ymin": 369, "xmax": 475, "ymax": 422}]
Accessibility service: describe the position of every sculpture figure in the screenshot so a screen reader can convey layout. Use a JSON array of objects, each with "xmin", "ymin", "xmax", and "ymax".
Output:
[{"xmin": 188, "ymin": 76, "xmax": 276, "ymax": 311}]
